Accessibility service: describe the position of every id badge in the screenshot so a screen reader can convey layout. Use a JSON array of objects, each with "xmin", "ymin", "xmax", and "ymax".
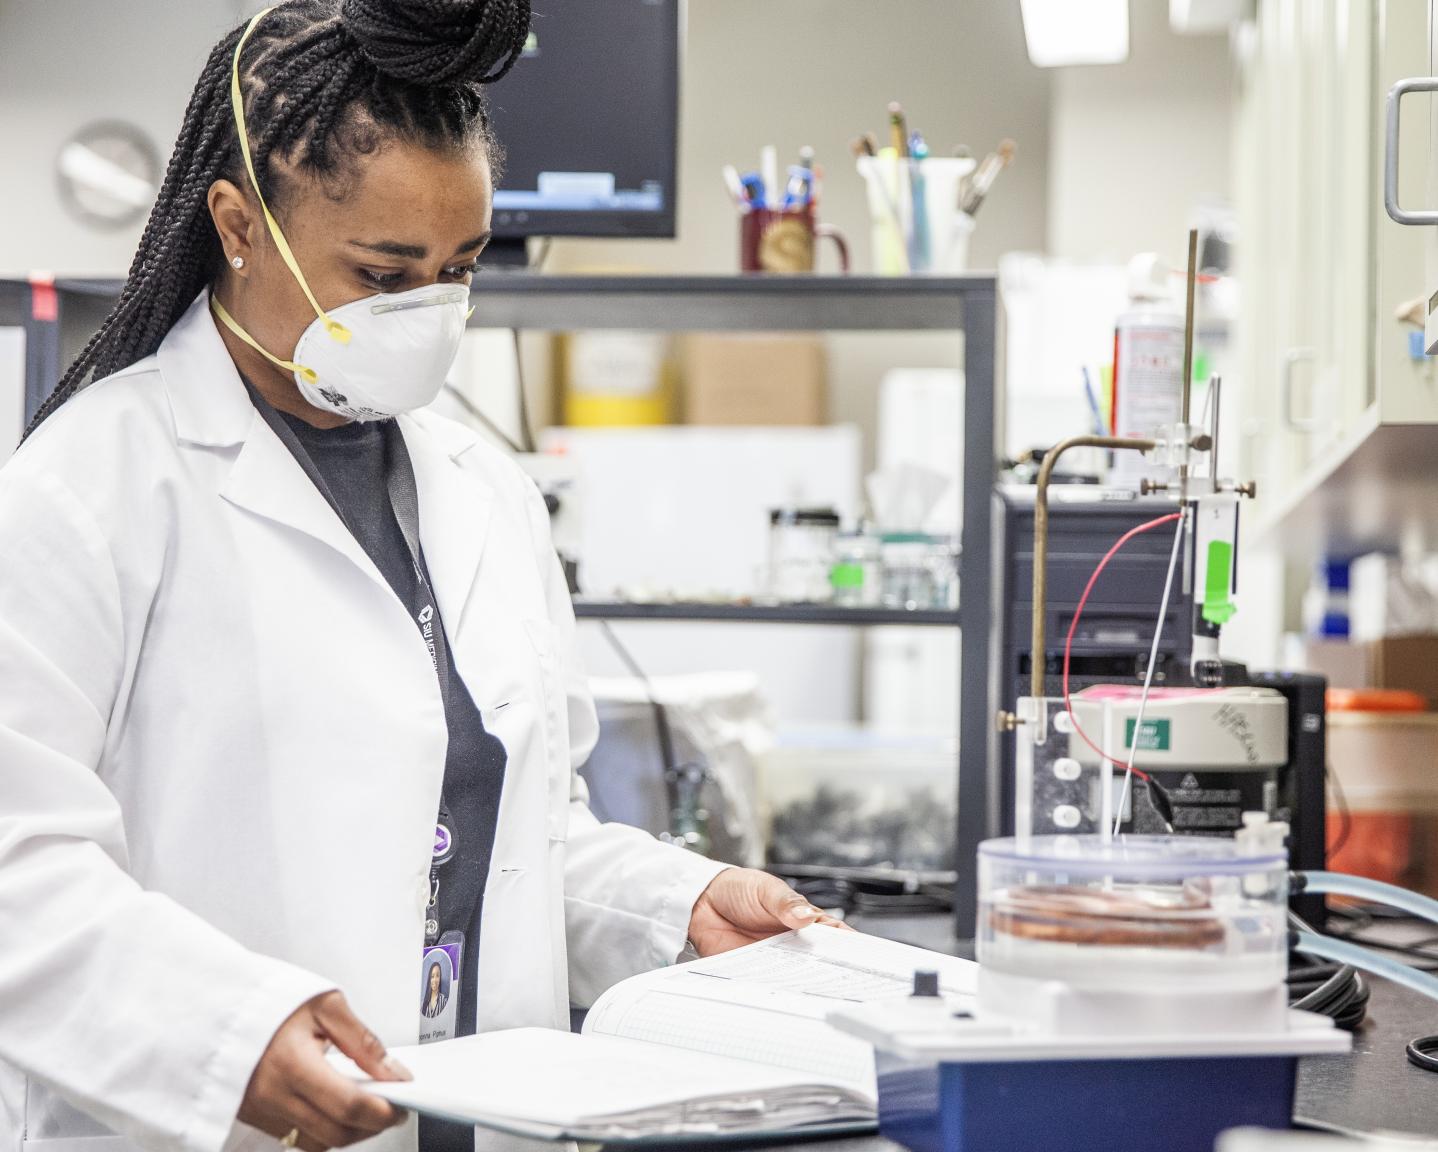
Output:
[{"xmin": 419, "ymin": 930, "xmax": 463, "ymax": 1044}]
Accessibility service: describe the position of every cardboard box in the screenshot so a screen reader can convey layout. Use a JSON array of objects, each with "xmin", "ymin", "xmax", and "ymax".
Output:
[
  {"xmin": 1303, "ymin": 634, "xmax": 1438, "ymax": 708},
  {"xmin": 1369, "ymin": 635, "xmax": 1438, "ymax": 709},
  {"xmin": 681, "ymin": 334, "xmax": 827, "ymax": 426}
]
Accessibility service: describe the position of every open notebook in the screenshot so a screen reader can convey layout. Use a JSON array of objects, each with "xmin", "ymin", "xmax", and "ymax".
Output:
[{"xmin": 331, "ymin": 925, "xmax": 976, "ymax": 1143}]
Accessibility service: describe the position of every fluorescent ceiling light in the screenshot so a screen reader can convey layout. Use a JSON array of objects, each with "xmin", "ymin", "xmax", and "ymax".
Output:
[{"xmin": 1020, "ymin": 0, "xmax": 1130, "ymax": 67}]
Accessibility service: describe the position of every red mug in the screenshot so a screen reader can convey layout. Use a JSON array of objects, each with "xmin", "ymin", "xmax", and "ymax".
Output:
[{"xmin": 740, "ymin": 206, "xmax": 850, "ymax": 274}]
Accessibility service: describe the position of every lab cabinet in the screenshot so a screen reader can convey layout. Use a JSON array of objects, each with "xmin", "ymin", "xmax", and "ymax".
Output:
[{"xmin": 1236, "ymin": 0, "xmax": 1438, "ymax": 559}]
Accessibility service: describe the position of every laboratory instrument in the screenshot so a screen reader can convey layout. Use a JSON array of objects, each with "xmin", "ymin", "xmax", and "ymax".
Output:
[{"xmin": 830, "ymin": 825, "xmax": 1350, "ymax": 1152}]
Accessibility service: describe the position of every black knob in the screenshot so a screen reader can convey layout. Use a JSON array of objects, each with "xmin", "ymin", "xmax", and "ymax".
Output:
[{"xmin": 912, "ymin": 970, "xmax": 940, "ymax": 998}]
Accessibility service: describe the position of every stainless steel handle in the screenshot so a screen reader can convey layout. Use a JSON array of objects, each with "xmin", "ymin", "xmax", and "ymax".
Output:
[
  {"xmin": 1385, "ymin": 77, "xmax": 1438, "ymax": 225},
  {"xmin": 1282, "ymin": 347, "xmax": 1318, "ymax": 432}
]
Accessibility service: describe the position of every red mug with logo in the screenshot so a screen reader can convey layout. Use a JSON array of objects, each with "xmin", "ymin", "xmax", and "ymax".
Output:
[{"xmin": 740, "ymin": 206, "xmax": 850, "ymax": 274}]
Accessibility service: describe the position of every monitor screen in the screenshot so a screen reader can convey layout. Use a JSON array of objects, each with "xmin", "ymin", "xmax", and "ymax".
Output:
[{"xmin": 486, "ymin": 0, "xmax": 680, "ymax": 240}]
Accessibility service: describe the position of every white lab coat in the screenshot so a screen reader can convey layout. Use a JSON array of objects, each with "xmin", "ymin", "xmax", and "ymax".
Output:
[{"xmin": 0, "ymin": 295, "xmax": 729, "ymax": 1152}]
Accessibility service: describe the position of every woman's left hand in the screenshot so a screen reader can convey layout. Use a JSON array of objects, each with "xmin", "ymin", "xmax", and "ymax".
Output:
[{"xmin": 686, "ymin": 868, "xmax": 852, "ymax": 957}]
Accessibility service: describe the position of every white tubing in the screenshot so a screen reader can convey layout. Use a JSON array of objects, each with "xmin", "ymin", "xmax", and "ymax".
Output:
[
  {"xmin": 1299, "ymin": 871, "xmax": 1438, "ymax": 927},
  {"xmin": 1293, "ymin": 932, "xmax": 1438, "ymax": 1004}
]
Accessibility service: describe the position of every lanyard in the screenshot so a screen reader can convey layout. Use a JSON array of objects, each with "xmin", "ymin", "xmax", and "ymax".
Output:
[{"xmin": 244, "ymin": 382, "xmax": 457, "ymax": 941}]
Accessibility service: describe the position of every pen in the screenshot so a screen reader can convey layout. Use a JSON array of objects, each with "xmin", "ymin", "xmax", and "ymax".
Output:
[{"xmin": 1082, "ymin": 367, "xmax": 1105, "ymax": 436}]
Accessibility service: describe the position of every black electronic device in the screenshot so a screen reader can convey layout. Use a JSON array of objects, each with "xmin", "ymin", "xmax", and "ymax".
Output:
[{"xmin": 483, "ymin": 0, "xmax": 679, "ymax": 263}]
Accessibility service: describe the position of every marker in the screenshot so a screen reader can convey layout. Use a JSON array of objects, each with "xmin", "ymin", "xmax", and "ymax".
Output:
[
  {"xmin": 888, "ymin": 101, "xmax": 910, "ymax": 158},
  {"xmin": 739, "ymin": 171, "xmax": 766, "ymax": 209},
  {"xmin": 722, "ymin": 164, "xmax": 747, "ymax": 211},
  {"xmin": 760, "ymin": 145, "xmax": 779, "ymax": 214},
  {"xmin": 784, "ymin": 165, "xmax": 815, "ymax": 208},
  {"xmin": 909, "ymin": 132, "xmax": 930, "ymax": 270}
]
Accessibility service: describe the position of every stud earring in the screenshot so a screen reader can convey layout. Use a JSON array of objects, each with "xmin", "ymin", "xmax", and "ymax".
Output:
[{"xmin": 231, "ymin": 256, "xmax": 245, "ymax": 270}]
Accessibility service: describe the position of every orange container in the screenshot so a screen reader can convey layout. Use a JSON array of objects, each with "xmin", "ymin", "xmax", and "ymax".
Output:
[{"xmin": 1326, "ymin": 688, "xmax": 1438, "ymax": 895}]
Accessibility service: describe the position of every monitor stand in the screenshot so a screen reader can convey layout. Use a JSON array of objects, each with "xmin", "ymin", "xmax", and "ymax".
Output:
[{"xmin": 479, "ymin": 237, "xmax": 534, "ymax": 270}]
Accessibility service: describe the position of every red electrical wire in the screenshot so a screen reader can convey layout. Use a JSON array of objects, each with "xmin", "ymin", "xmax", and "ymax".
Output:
[{"xmin": 1060, "ymin": 512, "xmax": 1184, "ymax": 784}]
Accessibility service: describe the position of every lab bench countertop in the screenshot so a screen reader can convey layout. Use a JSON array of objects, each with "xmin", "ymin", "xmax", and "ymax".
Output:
[{"xmin": 602, "ymin": 913, "xmax": 1438, "ymax": 1150}]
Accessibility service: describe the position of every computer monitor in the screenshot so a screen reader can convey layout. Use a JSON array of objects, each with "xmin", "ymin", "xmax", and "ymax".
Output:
[{"xmin": 484, "ymin": 0, "xmax": 680, "ymax": 260}]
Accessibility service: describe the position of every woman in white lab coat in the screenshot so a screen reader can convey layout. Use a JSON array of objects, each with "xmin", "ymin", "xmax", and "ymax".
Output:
[{"xmin": 0, "ymin": 4, "xmax": 841, "ymax": 1152}]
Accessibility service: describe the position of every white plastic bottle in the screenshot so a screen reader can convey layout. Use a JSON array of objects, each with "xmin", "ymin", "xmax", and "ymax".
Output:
[{"xmin": 1111, "ymin": 254, "xmax": 1185, "ymax": 485}]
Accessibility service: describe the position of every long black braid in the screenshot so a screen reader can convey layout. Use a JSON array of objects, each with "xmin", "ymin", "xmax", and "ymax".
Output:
[{"xmin": 27, "ymin": 0, "xmax": 529, "ymax": 434}]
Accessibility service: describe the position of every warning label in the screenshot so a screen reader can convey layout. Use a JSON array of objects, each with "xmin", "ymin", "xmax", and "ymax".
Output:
[{"xmin": 1154, "ymin": 768, "xmax": 1277, "ymax": 836}]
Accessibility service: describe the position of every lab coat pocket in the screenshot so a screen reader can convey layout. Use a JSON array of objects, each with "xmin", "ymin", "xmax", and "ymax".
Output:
[
  {"xmin": 21, "ymin": 1139, "xmax": 133, "ymax": 1152},
  {"xmin": 522, "ymin": 618, "xmax": 570, "ymax": 842}
]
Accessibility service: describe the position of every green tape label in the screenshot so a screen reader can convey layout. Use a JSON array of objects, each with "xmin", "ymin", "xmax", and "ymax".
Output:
[
  {"xmin": 1202, "ymin": 539, "xmax": 1237, "ymax": 626},
  {"xmin": 1125, "ymin": 718, "xmax": 1171, "ymax": 752}
]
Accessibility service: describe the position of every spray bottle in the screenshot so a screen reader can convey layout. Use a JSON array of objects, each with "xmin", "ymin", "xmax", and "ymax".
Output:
[{"xmin": 1111, "ymin": 253, "xmax": 1185, "ymax": 485}]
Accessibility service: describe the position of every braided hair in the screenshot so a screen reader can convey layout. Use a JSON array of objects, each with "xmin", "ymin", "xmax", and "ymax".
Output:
[{"xmin": 28, "ymin": 0, "xmax": 529, "ymax": 433}]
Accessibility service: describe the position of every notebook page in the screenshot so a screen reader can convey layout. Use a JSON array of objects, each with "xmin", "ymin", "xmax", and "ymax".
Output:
[
  {"xmin": 583, "ymin": 925, "xmax": 975, "ymax": 1091},
  {"xmin": 686, "ymin": 925, "xmax": 976, "ymax": 1001}
]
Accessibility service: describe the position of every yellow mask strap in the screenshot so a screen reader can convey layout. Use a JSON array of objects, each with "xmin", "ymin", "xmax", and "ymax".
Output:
[
  {"xmin": 231, "ymin": 8, "xmax": 350, "ymax": 346},
  {"xmin": 210, "ymin": 294, "xmax": 320, "ymax": 386}
]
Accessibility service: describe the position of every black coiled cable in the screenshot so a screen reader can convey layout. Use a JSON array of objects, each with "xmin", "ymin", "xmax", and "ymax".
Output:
[{"xmin": 1287, "ymin": 958, "xmax": 1370, "ymax": 1031}]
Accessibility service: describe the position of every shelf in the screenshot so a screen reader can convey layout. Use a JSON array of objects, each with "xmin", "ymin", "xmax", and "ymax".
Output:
[
  {"xmin": 467, "ymin": 273, "xmax": 994, "ymax": 331},
  {"xmin": 1256, "ymin": 406, "xmax": 1438, "ymax": 559},
  {"xmin": 572, "ymin": 600, "xmax": 961, "ymax": 626}
]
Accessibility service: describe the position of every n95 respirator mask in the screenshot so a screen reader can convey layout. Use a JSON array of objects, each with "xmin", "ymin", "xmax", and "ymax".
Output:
[{"xmin": 209, "ymin": 6, "xmax": 472, "ymax": 422}]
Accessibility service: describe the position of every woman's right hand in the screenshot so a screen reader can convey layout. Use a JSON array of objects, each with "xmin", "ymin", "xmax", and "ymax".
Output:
[{"xmin": 238, "ymin": 990, "xmax": 412, "ymax": 1151}]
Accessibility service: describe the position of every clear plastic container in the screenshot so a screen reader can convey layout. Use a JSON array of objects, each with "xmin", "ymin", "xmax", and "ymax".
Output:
[
  {"xmin": 978, "ymin": 835, "xmax": 1288, "ymax": 994},
  {"xmin": 768, "ymin": 508, "xmax": 840, "ymax": 603},
  {"xmin": 830, "ymin": 531, "xmax": 881, "ymax": 607},
  {"xmin": 880, "ymin": 533, "xmax": 959, "ymax": 610}
]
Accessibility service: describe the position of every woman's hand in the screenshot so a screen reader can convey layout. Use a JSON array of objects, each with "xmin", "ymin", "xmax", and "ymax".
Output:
[
  {"xmin": 686, "ymin": 868, "xmax": 852, "ymax": 956},
  {"xmin": 238, "ymin": 990, "xmax": 411, "ymax": 1151}
]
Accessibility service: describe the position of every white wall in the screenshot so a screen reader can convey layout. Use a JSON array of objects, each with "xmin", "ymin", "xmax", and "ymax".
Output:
[
  {"xmin": 1046, "ymin": 1, "xmax": 1234, "ymax": 269},
  {"xmin": 0, "ymin": 0, "xmax": 251, "ymax": 277},
  {"xmin": 0, "ymin": 1, "xmax": 1049, "ymax": 279},
  {"xmin": 550, "ymin": 0, "xmax": 1050, "ymax": 276}
]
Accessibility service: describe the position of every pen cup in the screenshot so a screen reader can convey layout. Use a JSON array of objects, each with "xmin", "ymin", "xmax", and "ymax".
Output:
[
  {"xmin": 857, "ymin": 155, "xmax": 975, "ymax": 275},
  {"xmin": 740, "ymin": 206, "xmax": 851, "ymax": 275}
]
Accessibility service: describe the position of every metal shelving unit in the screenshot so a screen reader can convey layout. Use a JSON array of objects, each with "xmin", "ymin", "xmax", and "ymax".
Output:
[
  {"xmin": 8, "ymin": 271, "xmax": 1000, "ymax": 938},
  {"xmin": 573, "ymin": 601, "xmax": 963, "ymax": 627},
  {"xmin": 469, "ymin": 273, "xmax": 999, "ymax": 938}
]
